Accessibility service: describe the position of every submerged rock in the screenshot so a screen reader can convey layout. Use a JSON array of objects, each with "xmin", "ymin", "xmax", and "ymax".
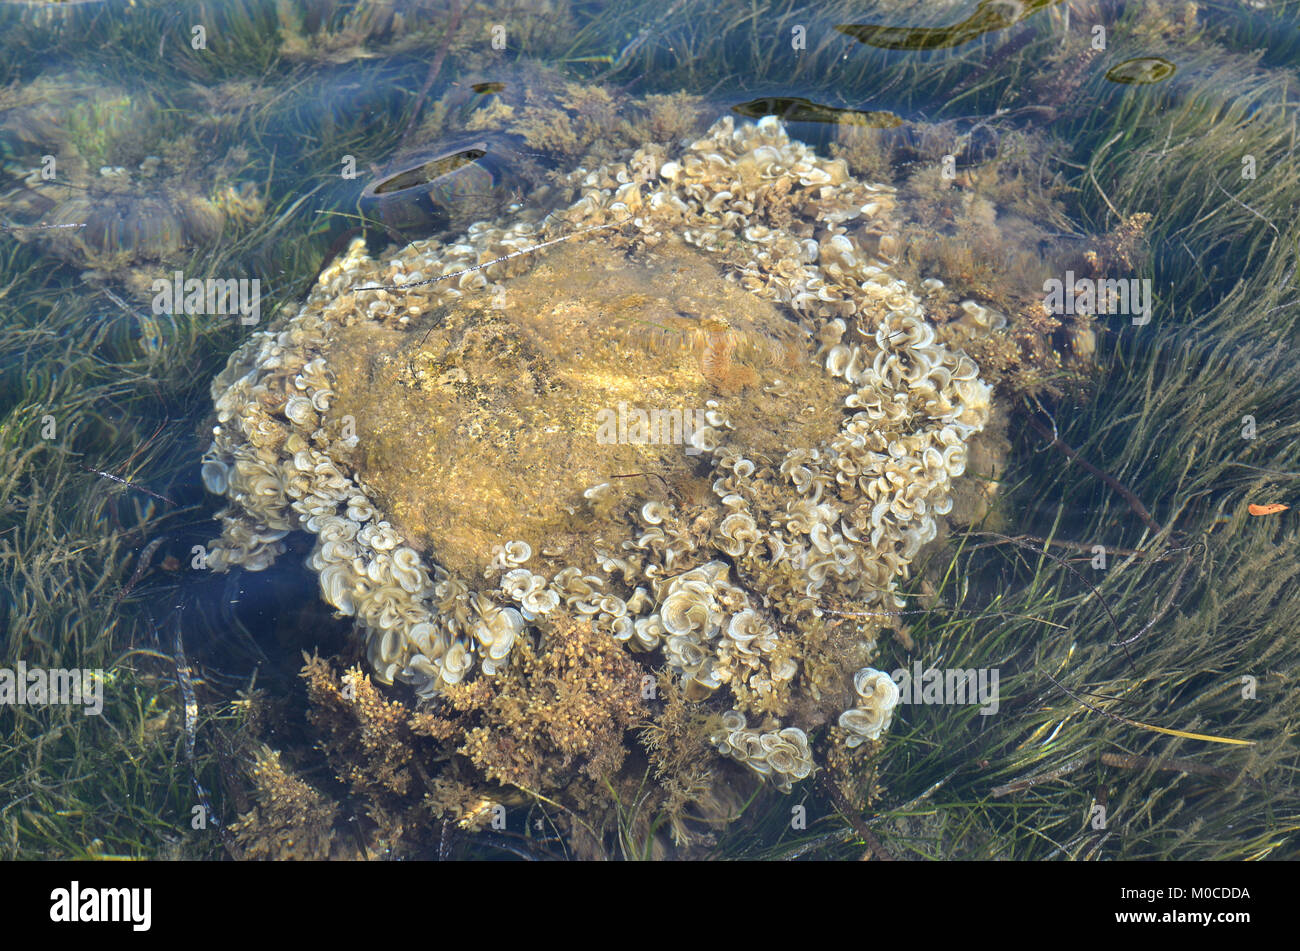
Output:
[
  {"xmin": 325, "ymin": 235, "xmax": 839, "ymax": 580},
  {"xmin": 203, "ymin": 115, "xmax": 995, "ymax": 818},
  {"xmin": 359, "ymin": 138, "xmax": 520, "ymax": 240}
]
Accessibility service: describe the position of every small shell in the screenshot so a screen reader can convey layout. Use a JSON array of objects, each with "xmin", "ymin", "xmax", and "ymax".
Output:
[
  {"xmin": 503, "ymin": 540, "xmax": 532, "ymax": 564},
  {"xmin": 319, "ymin": 564, "xmax": 357, "ymax": 615},
  {"xmin": 641, "ymin": 500, "xmax": 670, "ymax": 525},
  {"xmin": 440, "ymin": 641, "xmax": 473, "ymax": 684},
  {"xmin": 825, "ymin": 344, "xmax": 852, "ymax": 378},
  {"xmin": 284, "ymin": 395, "xmax": 315, "ymax": 426},
  {"xmin": 200, "ymin": 458, "xmax": 229, "ymax": 495},
  {"xmin": 390, "ymin": 547, "xmax": 426, "ymax": 593}
]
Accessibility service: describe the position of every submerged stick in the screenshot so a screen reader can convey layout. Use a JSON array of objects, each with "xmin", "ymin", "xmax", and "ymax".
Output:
[
  {"xmin": 170, "ymin": 611, "xmax": 234, "ymax": 851},
  {"xmin": 1024, "ymin": 414, "xmax": 1164, "ymax": 535},
  {"xmin": 78, "ymin": 463, "xmax": 176, "ymax": 507},
  {"xmin": 969, "ymin": 531, "xmax": 1131, "ymax": 664},
  {"xmin": 819, "ymin": 776, "xmax": 896, "ymax": 861},
  {"xmin": 1111, "ymin": 540, "xmax": 1202, "ymax": 648},
  {"xmin": 964, "ymin": 533, "xmax": 1178, "ymax": 559},
  {"xmin": 0, "ymin": 220, "xmax": 86, "ymax": 231},
  {"xmin": 1100, "ymin": 751, "xmax": 1262, "ymax": 788},
  {"xmin": 396, "ymin": 0, "xmax": 464, "ymax": 153},
  {"xmin": 991, "ymin": 754, "xmax": 1091, "ymax": 798}
]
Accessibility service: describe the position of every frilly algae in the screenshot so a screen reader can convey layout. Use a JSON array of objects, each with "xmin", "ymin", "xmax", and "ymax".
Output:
[
  {"xmin": 838, "ymin": 667, "xmax": 902, "ymax": 747},
  {"xmin": 830, "ymin": 114, "xmax": 1138, "ymax": 399},
  {"xmin": 203, "ymin": 114, "xmax": 996, "ymax": 837}
]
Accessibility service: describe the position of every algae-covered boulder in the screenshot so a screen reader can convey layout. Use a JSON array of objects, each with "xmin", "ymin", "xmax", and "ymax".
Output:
[{"xmin": 202, "ymin": 115, "xmax": 994, "ymax": 801}]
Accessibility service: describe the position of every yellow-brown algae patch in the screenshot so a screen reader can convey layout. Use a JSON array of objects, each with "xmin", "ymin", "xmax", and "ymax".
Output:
[{"xmin": 325, "ymin": 237, "xmax": 846, "ymax": 580}]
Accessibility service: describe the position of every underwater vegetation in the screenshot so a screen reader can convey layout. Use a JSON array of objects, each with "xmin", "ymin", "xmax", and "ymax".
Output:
[
  {"xmin": 1, "ymin": 0, "xmax": 1299, "ymax": 861},
  {"xmin": 0, "ymin": 71, "xmax": 267, "ymax": 294}
]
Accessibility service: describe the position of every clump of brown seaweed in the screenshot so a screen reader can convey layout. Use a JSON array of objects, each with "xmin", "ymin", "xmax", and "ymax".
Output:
[{"xmin": 832, "ymin": 116, "xmax": 1146, "ymax": 399}]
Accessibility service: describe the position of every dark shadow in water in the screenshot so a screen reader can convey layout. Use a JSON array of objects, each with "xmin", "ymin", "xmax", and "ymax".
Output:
[{"xmin": 175, "ymin": 532, "xmax": 354, "ymax": 695}]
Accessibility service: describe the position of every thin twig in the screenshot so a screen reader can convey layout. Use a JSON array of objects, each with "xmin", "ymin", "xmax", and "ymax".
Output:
[
  {"xmin": 166, "ymin": 607, "xmax": 234, "ymax": 852},
  {"xmin": 396, "ymin": 0, "xmax": 464, "ymax": 154},
  {"xmin": 991, "ymin": 754, "xmax": 1091, "ymax": 798},
  {"xmin": 1024, "ymin": 413, "xmax": 1164, "ymax": 535},
  {"xmin": 963, "ymin": 533, "xmax": 1177, "ymax": 559},
  {"xmin": 968, "ymin": 532, "xmax": 1132, "ymax": 666},
  {"xmin": 1224, "ymin": 461, "xmax": 1300, "ymax": 477},
  {"xmin": 353, "ymin": 218, "xmax": 630, "ymax": 294},
  {"xmin": 78, "ymin": 463, "xmax": 176, "ymax": 507},
  {"xmin": 1110, "ymin": 540, "xmax": 1203, "ymax": 648},
  {"xmin": 829, "ymin": 607, "xmax": 1069, "ymax": 628},
  {"xmin": 1213, "ymin": 178, "xmax": 1281, "ymax": 238},
  {"xmin": 1087, "ymin": 132, "xmax": 1125, "ymax": 220},
  {"xmin": 820, "ymin": 777, "xmax": 895, "ymax": 861},
  {"xmin": 0, "ymin": 220, "xmax": 86, "ymax": 232},
  {"xmin": 1100, "ymin": 751, "xmax": 1261, "ymax": 788},
  {"xmin": 1029, "ymin": 393, "xmax": 1058, "ymax": 452}
]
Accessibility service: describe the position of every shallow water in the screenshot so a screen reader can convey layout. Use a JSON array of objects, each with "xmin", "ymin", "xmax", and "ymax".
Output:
[{"xmin": 1, "ymin": 0, "xmax": 1298, "ymax": 861}]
